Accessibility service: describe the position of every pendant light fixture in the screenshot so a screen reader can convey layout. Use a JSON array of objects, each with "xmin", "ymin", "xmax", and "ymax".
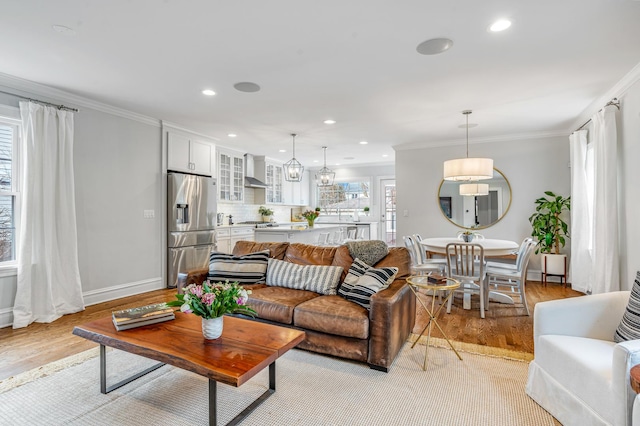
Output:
[
  {"xmin": 283, "ymin": 133, "xmax": 304, "ymax": 182},
  {"xmin": 315, "ymin": 146, "xmax": 335, "ymax": 187},
  {"xmin": 443, "ymin": 110, "xmax": 493, "ymax": 181},
  {"xmin": 459, "ymin": 183, "xmax": 489, "ymax": 196}
]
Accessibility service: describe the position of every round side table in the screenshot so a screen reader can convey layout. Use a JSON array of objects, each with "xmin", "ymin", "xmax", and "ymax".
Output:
[{"xmin": 406, "ymin": 275, "xmax": 462, "ymax": 370}]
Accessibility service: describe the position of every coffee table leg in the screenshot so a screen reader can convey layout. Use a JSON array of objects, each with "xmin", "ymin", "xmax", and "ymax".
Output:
[
  {"xmin": 216, "ymin": 361, "xmax": 276, "ymax": 426},
  {"xmin": 99, "ymin": 344, "xmax": 165, "ymax": 394}
]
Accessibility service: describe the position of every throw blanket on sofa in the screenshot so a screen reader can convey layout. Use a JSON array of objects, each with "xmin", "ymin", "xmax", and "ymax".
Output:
[{"xmin": 346, "ymin": 240, "xmax": 389, "ymax": 266}]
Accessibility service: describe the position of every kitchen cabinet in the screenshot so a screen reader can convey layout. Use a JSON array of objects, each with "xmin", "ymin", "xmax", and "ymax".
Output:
[
  {"xmin": 290, "ymin": 170, "xmax": 310, "ymax": 206},
  {"xmin": 217, "ymin": 148, "xmax": 245, "ymax": 202},
  {"xmin": 167, "ymin": 132, "xmax": 215, "ymax": 176},
  {"xmin": 254, "ymin": 157, "xmax": 284, "ymax": 204},
  {"xmin": 216, "ymin": 226, "xmax": 254, "ymax": 254}
]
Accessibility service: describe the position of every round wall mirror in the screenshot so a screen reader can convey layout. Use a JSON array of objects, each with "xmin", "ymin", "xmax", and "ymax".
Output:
[{"xmin": 437, "ymin": 168, "xmax": 512, "ymax": 229}]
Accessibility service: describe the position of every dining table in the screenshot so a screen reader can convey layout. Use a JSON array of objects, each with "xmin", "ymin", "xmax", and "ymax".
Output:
[{"xmin": 418, "ymin": 237, "xmax": 520, "ymax": 307}]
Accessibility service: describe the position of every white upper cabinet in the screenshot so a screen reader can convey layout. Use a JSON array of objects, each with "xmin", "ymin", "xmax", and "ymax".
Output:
[
  {"xmin": 167, "ymin": 132, "xmax": 215, "ymax": 176},
  {"xmin": 254, "ymin": 156, "xmax": 284, "ymax": 204},
  {"xmin": 217, "ymin": 148, "xmax": 245, "ymax": 202}
]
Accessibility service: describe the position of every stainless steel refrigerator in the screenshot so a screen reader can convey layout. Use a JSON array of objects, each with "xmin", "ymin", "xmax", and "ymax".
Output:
[{"xmin": 167, "ymin": 173, "xmax": 217, "ymax": 288}]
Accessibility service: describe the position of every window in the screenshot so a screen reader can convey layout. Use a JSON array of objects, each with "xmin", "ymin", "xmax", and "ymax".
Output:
[
  {"xmin": 317, "ymin": 180, "xmax": 370, "ymax": 213},
  {"xmin": 0, "ymin": 119, "xmax": 19, "ymax": 263}
]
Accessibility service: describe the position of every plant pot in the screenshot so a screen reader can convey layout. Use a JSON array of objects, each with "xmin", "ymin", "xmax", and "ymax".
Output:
[
  {"xmin": 542, "ymin": 253, "xmax": 567, "ymax": 276},
  {"xmin": 262, "ymin": 216, "xmax": 271, "ymax": 222},
  {"xmin": 462, "ymin": 234, "xmax": 473, "ymax": 243},
  {"xmin": 202, "ymin": 316, "xmax": 223, "ymax": 339}
]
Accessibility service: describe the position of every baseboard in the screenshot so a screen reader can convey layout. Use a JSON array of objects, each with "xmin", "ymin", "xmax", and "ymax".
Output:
[
  {"xmin": 82, "ymin": 277, "xmax": 165, "ymax": 307},
  {"xmin": 0, "ymin": 307, "xmax": 13, "ymax": 328},
  {"xmin": 0, "ymin": 277, "xmax": 165, "ymax": 328}
]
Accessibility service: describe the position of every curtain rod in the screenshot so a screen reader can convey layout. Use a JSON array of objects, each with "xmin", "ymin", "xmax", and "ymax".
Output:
[
  {"xmin": 574, "ymin": 98, "xmax": 620, "ymax": 132},
  {"xmin": 0, "ymin": 89, "xmax": 79, "ymax": 112}
]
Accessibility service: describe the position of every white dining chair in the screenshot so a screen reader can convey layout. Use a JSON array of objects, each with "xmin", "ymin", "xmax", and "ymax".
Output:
[
  {"xmin": 484, "ymin": 238, "xmax": 536, "ymax": 315},
  {"xmin": 404, "ymin": 236, "xmax": 443, "ymax": 275},
  {"xmin": 413, "ymin": 234, "xmax": 447, "ymax": 274},
  {"xmin": 446, "ymin": 242, "xmax": 487, "ymax": 318}
]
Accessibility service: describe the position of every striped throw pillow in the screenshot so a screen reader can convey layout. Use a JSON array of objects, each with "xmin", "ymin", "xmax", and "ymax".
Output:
[
  {"xmin": 614, "ymin": 271, "xmax": 640, "ymax": 342},
  {"xmin": 266, "ymin": 258, "xmax": 343, "ymax": 295},
  {"xmin": 338, "ymin": 258, "xmax": 398, "ymax": 310},
  {"xmin": 208, "ymin": 250, "xmax": 270, "ymax": 284}
]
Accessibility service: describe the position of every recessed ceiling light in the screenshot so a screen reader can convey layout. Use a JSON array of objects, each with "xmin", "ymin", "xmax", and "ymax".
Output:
[
  {"xmin": 313, "ymin": 160, "xmax": 319, "ymax": 163},
  {"xmin": 279, "ymin": 149, "xmax": 287, "ymax": 153},
  {"xmin": 382, "ymin": 154, "xmax": 389, "ymax": 158},
  {"xmin": 202, "ymin": 89, "xmax": 216, "ymax": 96},
  {"xmin": 335, "ymin": 163, "xmax": 341, "ymax": 166},
  {"xmin": 323, "ymin": 119, "xmax": 336, "ymax": 125},
  {"xmin": 228, "ymin": 133, "xmax": 237, "ymax": 137},
  {"xmin": 359, "ymin": 141, "xmax": 368, "ymax": 145},
  {"xmin": 416, "ymin": 38, "xmax": 453, "ymax": 55},
  {"xmin": 52, "ymin": 25, "xmax": 76, "ymax": 36},
  {"xmin": 234, "ymin": 82, "xmax": 261, "ymax": 93},
  {"xmin": 489, "ymin": 19, "xmax": 512, "ymax": 32}
]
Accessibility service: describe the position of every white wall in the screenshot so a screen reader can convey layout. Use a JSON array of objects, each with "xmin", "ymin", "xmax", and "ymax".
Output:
[
  {"xmin": 618, "ymin": 79, "xmax": 640, "ymax": 290},
  {"xmin": 395, "ymin": 136, "xmax": 570, "ymax": 272},
  {"xmin": 0, "ymin": 88, "xmax": 163, "ymax": 327}
]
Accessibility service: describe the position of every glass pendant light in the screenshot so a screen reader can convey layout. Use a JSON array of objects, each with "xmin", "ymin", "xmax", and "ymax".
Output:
[
  {"xmin": 459, "ymin": 183, "xmax": 489, "ymax": 196},
  {"xmin": 283, "ymin": 133, "xmax": 304, "ymax": 182},
  {"xmin": 315, "ymin": 146, "xmax": 335, "ymax": 187},
  {"xmin": 443, "ymin": 110, "xmax": 493, "ymax": 181}
]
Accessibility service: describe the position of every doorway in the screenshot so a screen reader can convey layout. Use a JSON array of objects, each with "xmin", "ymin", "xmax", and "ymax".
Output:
[{"xmin": 379, "ymin": 179, "xmax": 396, "ymax": 246}]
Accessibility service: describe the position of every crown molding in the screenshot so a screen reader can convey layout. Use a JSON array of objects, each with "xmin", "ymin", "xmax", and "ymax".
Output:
[
  {"xmin": 393, "ymin": 130, "xmax": 568, "ymax": 151},
  {"xmin": 0, "ymin": 72, "xmax": 160, "ymax": 127},
  {"xmin": 161, "ymin": 121, "xmax": 219, "ymax": 142},
  {"xmin": 570, "ymin": 60, "xmax": 640, "ymax": 131}
]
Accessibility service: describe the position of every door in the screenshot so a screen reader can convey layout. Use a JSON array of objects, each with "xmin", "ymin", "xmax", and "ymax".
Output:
[{"xmin": 379, "ymin": 179, "xmax": 396, "ymax": 246}]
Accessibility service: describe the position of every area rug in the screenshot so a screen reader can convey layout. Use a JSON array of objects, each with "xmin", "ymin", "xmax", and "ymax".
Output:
[{"xmin": 0, "ymin": 343, "xmax": 552, "ymax": 425}]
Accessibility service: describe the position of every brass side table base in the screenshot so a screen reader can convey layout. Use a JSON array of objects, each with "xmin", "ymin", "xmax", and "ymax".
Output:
[{"xmin": 407, "ymin": 275, "xmax": 462, "ymax": 370}]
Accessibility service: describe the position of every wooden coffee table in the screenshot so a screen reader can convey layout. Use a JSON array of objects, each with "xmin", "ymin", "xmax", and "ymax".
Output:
[{"xmin": 73, "ymin": 313, "xmax": 305, "ymax": 425}]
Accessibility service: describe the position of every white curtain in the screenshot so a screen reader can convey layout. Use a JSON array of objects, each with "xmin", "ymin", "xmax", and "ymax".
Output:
[
  {"xmin": 12, "ymin": 102, "xmax": 84, "ymax": 329},
  {"xmin": 569, "ymin": 105, "xmax": 620, "ymax": 295},
  {"xmin": 591, "ymin": 106, "xmax": 619, "ymax": 294},
  {"xmin": 569, "ymin": 130, "xmax": 591, "ymax": 293}
]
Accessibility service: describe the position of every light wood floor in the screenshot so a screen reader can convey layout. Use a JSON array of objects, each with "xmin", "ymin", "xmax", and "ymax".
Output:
[{"xmin": 0, "ymin": 280, "xmax": 582, "ymax": 381}]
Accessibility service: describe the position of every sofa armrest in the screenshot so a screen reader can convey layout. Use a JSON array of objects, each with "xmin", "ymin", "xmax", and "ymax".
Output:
[
  {"xmin": 613, "ymin": 340, "xmax": 640, "ymax": 426},
  {"xmin": 534, "ymin": 291, "xmax": 630, "ymax": 346},
  {"xmin": 367, "ymin": 279, "xmax": 416, "ymax": 371},
  {"xmin": 176, "ymin": 268, "xmax": 208, "ymax": 294}
]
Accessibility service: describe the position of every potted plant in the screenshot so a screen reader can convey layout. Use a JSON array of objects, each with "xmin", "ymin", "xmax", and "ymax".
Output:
[
  {"xmin": 258, "ymin": 206, "xmax": 274, "ymax": 222},
  {"xmin": 363, "ymin": 206, "xmax": 370, "ymax": 216},
  {"xmin": 528, "ymin": 191, "xmax": 571, "ymax": 276}
]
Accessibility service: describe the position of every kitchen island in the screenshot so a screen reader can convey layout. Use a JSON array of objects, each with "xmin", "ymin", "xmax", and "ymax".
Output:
[{"xmin": 254, "ymin": 224, "xmax": 342, "ymax": 244}]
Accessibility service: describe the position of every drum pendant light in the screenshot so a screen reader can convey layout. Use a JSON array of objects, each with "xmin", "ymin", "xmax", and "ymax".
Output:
[
  {"xmin": 315, "ymin": 146, "xmax": 335, "ymax": 187},
  {"xmin": 459, "ymin": 183, "xmax": 489, "ymax": 196},
  {"xmin": 283, "ymin": 133, "xmax": 304, "ymax": 182},
  {"xmin": 443, "ymin": 110, "xmax": 493, "ymax": 181}
]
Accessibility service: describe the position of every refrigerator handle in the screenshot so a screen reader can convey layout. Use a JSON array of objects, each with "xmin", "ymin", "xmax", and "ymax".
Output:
[{"xmin": 176, "ymin": 203, "xmax": 189, "ymax": 224}]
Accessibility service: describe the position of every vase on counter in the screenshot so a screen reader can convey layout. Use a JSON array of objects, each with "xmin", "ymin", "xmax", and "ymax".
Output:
[
  {"xmin": 307, "ymin": 218, "xmax": 315, "ymax": 227},
  {"xmin": 202, "ymin": 316, "xmax": 224, "ymax": 339}
]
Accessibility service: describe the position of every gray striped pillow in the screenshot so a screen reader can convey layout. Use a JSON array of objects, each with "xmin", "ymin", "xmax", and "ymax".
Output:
[
  {"xmin": 266, "ymin": 258, "xmax": 343, "ymax": 295},
  {"xmin": 614, "ymin": 271, "xmax": 640, "ymax": 342},
  {"xmin": 338, "ymin": 258, "xmax": 398, "ymax": 310},
  {"xmin": 208, "ymin": 250, "xmax": 270, "ymax": 284}
]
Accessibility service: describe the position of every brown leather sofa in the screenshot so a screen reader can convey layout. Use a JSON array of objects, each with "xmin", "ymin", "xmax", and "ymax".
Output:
[{"xmin": 177, "ymin": 241, "xmax": 416, "ymax": 372}]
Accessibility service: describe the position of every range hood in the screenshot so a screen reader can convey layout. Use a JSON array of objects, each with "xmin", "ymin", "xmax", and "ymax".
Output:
[{"xmin": 244, "ymin": 154, "xmax": 268, "ymax": 188}]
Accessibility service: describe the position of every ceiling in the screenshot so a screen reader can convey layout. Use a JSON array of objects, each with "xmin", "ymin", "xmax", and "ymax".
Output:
[{"xmin": 1, "ymin": 0, "xmax": 639, "ymax": 167}]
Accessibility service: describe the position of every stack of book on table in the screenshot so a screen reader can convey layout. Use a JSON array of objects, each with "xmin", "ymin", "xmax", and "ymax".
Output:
[
  {"xmin": 427, "ymin": 273, "xmax": 448, "ymax": 285},
  {"xmin": 112, "ymin": 303, "xmax": 175, "ymax": 331}
]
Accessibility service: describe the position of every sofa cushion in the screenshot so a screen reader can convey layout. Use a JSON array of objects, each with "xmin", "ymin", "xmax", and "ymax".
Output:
[
  {"xmin": 284, "ymin": 243, "xmax": 338, "ymax": 266},
  {"xmin": 208, "ymin": 250, "xmax": 269, "ymax": 284},
  {"xmin": 338, "ymin": 258, "xmax": 398, "ymax": 309},
  {"xmin": 294, "ymin": 295, "xmax": 369, "ymax": 339},
  {"xmin": 614, "ymin": 271, "xmax": 640, "ymax": 342},
  {"xmin": 248, "ymin": 286, "xmax": 320, "ymax": 324},
  {"xmin": 232, "ymin": 241, "xmax": 289, "ymax": 260},
  {"xmin": 266, "ymin": 258, "xmax": 343, "ymax": 295},
  {"xmin": 345, "ymin": 240, "xmax": 389, "ymax": 266},
  {"xmin": 535, "ymin": 334, "xmax": 616, "ymax": 423}
]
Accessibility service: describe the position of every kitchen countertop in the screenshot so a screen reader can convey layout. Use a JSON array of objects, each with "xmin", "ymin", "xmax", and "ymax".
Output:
[
  {"xmin": 253, "ymin": 224, "xmax": 342, "ymax": 232},
  {"xmin": 314, "ymin": 221, "xmax": 378, "ymax": 225}
]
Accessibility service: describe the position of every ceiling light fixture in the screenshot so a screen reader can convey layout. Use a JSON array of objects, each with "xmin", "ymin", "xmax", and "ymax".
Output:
[
  {"xmin": 459, "ymin": 183, "xmax": 489, "ymax": 196},
  {"xmin": 202, "ymin": 89, "xmax": 216, "ymax": 96},
  {"xmin": 416, "ymin": 38, "xmax": 454, "ymax": 55},
  {"xmin": 323, "ymin": 119, "xmax": 336, "ymax": 124},
  {"xmin": 489, "ymin": 19, "xmax": 512, "ymax": 32},
  {"xmin": 443, "ymin": 110, "xmax": 493, "ymax": 181},
  {"xmin": 315, "ymin": 146, "xmax": 335, "ymax": 187},
  {"xmin": 283, "ymin": 133, "xmax": 304, "ymax": 182},
  {"xmin": 227, "ymin": 133, "xmax": 237, "ymax": 137},
  {"xmin": 234, "ymin": 82, "xmax": 261, "ymax": 93},
  {"xmin": 359, "ymin": 141, "xmax": 368, "ymax": 145}
]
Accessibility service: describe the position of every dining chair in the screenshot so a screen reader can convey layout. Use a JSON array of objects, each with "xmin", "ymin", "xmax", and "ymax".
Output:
[
  {"xmin": 403, "ymin": 236, "xmax": 443, "ymax": 275},
  {"xmin": 412, "ymin": 234, "xmax": 447, "ymax": 274},
  {"xmin": 355, "ymin": 227, "xmax": 366, "ymax": 240},
  {"xmin": 445, "ymin": 242, "xmax": 486, "ymax": 318},
  {"xmin": 331, "ymin": 230, "xmax": 343, "ymax": 245},
  {"xmin": 484, "ymin": 238, "xmax": 536, "ymax": 315},
  {"xmin": 347, "ymin": 228, "xmax": 357, "ymax": 240}
]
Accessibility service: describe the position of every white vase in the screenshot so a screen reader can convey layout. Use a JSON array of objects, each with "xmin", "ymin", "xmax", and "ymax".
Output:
[{"xmin": 202, "ymin": 316, "xmax": 224, "ymax": 339}]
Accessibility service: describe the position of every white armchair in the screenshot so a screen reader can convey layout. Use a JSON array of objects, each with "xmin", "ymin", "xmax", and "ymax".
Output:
[{"xmin": 526, "ymin": 291, "xmax": 640, "ymax": 426}]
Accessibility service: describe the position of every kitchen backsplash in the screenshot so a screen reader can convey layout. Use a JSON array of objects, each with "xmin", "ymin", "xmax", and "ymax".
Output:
[{"xmin": 218, "ymin": 189, "xmax": 309, "ymax": 224}]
